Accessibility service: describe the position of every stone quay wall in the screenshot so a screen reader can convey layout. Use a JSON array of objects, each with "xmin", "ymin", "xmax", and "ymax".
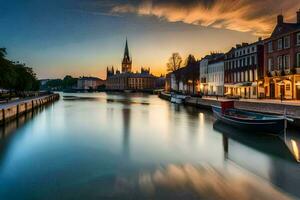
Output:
[{"xmin": 0, "ymin": 94, "xmax": 60, "ymax": 124}]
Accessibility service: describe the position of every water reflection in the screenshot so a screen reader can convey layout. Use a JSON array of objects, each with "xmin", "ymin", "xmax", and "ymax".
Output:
[
  {"xmin": 0, "ymin": 93, "xmax": 299, "ymax": 200},
  {"xmin": 122, "ymin": 106, "xmax": 130, "ymax": 159},
  {"xmin": 214, "ymin": 121, "xmax": 300, "ymax": 198},
  {"xmin": 115, "ymin": 164, "xmax": 292, "ymax": 200}
]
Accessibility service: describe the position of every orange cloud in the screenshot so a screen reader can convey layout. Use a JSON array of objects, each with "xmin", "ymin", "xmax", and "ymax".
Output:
[{"xmin": 112, "ymin": 0, "xmax": 300, "ymax": 36}]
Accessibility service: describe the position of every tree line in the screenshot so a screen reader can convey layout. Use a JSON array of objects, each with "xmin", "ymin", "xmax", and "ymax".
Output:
[
  {"xmin": 0, "ymin": 48, "xmax": 39, "ymax": 96},
  {"xmin": 166, "ymin": 53, "xmax": 199, "ymax": 94},
  {"xmin": 41, "ymin": 75, "xmax": 78, "ymax": 91}
]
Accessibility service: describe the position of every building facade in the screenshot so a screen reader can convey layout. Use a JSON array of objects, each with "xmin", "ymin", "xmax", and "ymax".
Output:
[
  {"xmin": 106, "ymin": 40, "xmax": 158, "ymax": 91},
  {"xmin": 264, "ymin": 11, "xmax": 300, "ymax": 100},
  {"xmin": 207, "ymin": 55, "xmax": 225, "ymax": 96},
  {"xmin": 199, "ymin": 53, "xmax": 224, "ymax": 95},
  {"xmin": 199, "ymin": 56, "xmax": 209, "ymax": 95},
  {"xmin": 77, "ymin": 77, "xmax": 105, "ymax": 90},
  {"xmin": 224, "ymin": 40, "xmax": 264, "ymax": 99},
  {"xmin": 167, "ymin": 56, "xmax": 200, "ymax": 95}
]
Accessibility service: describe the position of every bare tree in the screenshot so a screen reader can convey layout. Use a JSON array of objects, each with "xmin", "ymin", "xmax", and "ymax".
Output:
[{"xmin": 167, "ymin": 53, "xmax": 182, "ymax": 72}]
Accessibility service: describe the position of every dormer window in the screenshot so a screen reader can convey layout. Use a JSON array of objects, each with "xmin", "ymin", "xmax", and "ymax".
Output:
[
  {"xmin": 277, "ymin": 38, "xmax": 283, "ymax": 50},
  {"xmin": 284, "ymin": 36, "xmax": 290, "ymax": 49}
]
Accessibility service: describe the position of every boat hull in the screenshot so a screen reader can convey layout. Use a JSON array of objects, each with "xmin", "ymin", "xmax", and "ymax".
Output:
[{"xmin": 212, "ymin": 106, "xmax": 284, "ymax": 135}]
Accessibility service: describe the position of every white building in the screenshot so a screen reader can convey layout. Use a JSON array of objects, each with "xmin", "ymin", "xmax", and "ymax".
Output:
[
  {"xmin": 77, "ymin": 77, "xmax": 105, "ymax": 90},
  {"xmin": 208, "ymin": 58, "xmax": 225, "ymax": 96},
  {"xmin": 200, "ymin": 54, "xmax": 224, "ymax": 95},
  {"xmin": 199, "ymin": 57, "xmax": 209, "ymax": 95}
]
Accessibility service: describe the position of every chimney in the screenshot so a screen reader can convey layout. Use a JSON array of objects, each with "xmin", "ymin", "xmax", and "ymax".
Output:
[
  {"xmin": 277, "ymin": 14, "xmax": 284, "ymax": 24},
  {"xmin": 297, "ymin": 9, "xmax": 300, "ymax": 24}
]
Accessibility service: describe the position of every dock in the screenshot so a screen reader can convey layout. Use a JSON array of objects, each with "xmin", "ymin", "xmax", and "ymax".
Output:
[
  {"xmin": 0, "ymin": 93, "xmax": 60, "ymax": 125},
  {"xmin": 159, "ymin": 92, "xmax": 300, "ymax": 127}
]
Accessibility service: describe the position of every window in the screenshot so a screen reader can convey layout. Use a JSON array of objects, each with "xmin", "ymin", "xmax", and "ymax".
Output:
[
  {"xmin": 253, "ymin": 87, "xmax": 257, "ymax": 95},
  {"xmin": 278, "ymin": 39, "xmax": 283, "ymax": 50},
  {"xmin": 268, "ymin": 42, "xmax": 273, "ymax": 53},
  {"xmin": 283, "ymin": 55, "xmax": 290, "ymax": 70},
  {"xmin": 241, "ymin": 72, "xmax": 244, "ymax": 82},
  {"xmin": 297, "ymin": 32, "xmax": 300, "ymax": 46},
  {"xmin": 284, "ymin": 36, "xmax": 290, "ymax": 49},
  {"xmin": 268, "ymin": 58, "xmax": 273, "ymax": 71},
  {"xmin": 245, "ymin": 71, "xmax": 248, "ymax": 82},
  {"xmin": 249, "ymin": 70, "xmax": 253, "ymax": 82},
  {"xmin": 286, "ymin": 84, "xmax": 291, "ymax": 91},
  {"xmin": 277, "ymin": 56, "xmax": 282, "ymax": 70},
  {"xmin": 297, "ymin": 53, "xmax": 300, "ymax": 67}
]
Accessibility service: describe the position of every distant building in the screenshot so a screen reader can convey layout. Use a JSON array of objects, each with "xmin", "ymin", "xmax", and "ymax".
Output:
[
  {"xmin": 39, "ymin": 79, "xmax": 50, "ymax": 86},
  {"xmin": 224, "ymin": 39, "xmax": 264, "ymax": 99},
  {"xmin": 77, "ymin": 77, "xmax": 105, "ymax": 90},
  {"xmin": 106, "ymin": 39, "xmax": 158, "ymax": 91},
  {"xmin": 264, "ymin": 10, "xmax": 300, "ymax": 100}
]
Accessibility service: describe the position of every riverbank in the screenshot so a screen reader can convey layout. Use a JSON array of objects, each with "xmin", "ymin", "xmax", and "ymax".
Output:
[
  {"xmin": 159, "ymin": 92, "xmax": 300, "ymax": 126},
  {"xmin": 0, "ymin": 93, "xmax": 60, "ymax": 125}
]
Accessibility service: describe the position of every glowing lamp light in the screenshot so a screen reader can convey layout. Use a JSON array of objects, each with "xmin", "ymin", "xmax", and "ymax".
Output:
[{"xmin": 291, "ymin": 139, "xmax": 300, "ymax": 162}]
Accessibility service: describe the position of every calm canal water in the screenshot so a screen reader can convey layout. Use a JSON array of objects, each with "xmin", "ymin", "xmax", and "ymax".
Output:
[{"xmin": 0, "ymin": 93, "xmax": 299, "ymax": 200}]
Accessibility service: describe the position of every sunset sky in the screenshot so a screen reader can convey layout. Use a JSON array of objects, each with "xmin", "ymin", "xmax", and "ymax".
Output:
[{"xmin": 1, "ymin": 0, "xmax": 300, "ymax": 79}]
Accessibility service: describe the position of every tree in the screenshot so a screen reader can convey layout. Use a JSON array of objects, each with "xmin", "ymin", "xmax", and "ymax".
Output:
[
  {"xmin": 0, "ymin": 47, "xmax": 39, "ymax": 97},
  {"xmin": 167, "ymin": 53, "xmax": 183, "ymax": 91},
  {"xmin": 62, "ymin": 75, "xmax": 77, "ymax": 89},
  {"xmin": 184, "ymin": 54, "xmax": 198, "ymax": 94},
  {"xmin": 167, "ymin": 53, "xmax": 182, "ymax": 72}
]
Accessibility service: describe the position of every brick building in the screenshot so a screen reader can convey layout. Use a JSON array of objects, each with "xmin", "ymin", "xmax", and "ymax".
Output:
[
  {"xmin": 264, "ymin": 10, "xmax": 300, "ymax": 100},
  {"xmin": 224, "ymin": 39, "xmax": 264, "ymax": 99}
]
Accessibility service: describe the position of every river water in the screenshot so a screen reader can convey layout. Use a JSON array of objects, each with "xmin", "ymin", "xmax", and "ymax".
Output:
[{"xmin": 0, "ymin": 93, "xmax": 299, "ymax": 200}]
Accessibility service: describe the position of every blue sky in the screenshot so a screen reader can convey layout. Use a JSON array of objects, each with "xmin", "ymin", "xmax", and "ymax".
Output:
[{"xmin": 1, "ymin": 0, "xmax": 299, "ymax": 79}]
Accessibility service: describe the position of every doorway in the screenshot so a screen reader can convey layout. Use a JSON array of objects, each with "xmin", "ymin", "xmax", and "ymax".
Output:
[{"xmin": 270, "ymin": 82, "xmax": 275, "ymax": 99}]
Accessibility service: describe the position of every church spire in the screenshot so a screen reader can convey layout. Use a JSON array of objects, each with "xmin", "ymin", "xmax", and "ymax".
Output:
[
  {"xmin": 124, "ymin": 38, "xmax": 130, "ymax": 60},
  {"xmin": 122, "ymin": 38, "xmax": 132, "ymax": 73}
]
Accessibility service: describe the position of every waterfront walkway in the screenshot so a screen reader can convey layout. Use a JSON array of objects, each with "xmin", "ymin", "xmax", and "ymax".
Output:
[
  {"xmin": 202, "ymin": 96, "xmax": 300, "ymax": 106},
  {"xmin": 0, "ymin": 95, "xmax": 52, "ymax": 110}
]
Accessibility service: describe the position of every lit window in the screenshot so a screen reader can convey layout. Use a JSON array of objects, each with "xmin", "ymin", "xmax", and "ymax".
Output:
[
  {"xmin": 286, "ymin": 84, "xmax": 291, "ymax": 91},
  {"xmin": 278, "ymin": 39, "xmax": 283, "ymax": 50},
  {"xmin": 284, "ymin": 36, "xmax": 290, "ymax": 49}
]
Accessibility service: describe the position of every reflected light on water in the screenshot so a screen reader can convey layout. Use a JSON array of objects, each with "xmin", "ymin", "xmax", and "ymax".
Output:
[
  {"xmin": 291, "ymin": 140, "xmax": 299, "ymax": 162},
  {"xmin": 116, "ymin": 164, "xmax": 292, "ymax": 200}
]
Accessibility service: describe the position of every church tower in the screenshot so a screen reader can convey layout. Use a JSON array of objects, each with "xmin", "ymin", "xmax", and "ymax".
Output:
[{"xmin": 122, "ymin": 39, "xmax": 132, "ymax": 73}]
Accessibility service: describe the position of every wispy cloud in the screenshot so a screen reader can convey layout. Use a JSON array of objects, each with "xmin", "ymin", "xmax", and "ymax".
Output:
[{"xmin": 111, "ymin": 0, "xmax": 300, "ymax": 36}]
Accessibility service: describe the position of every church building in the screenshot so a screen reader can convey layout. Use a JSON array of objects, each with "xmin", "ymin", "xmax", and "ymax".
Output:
[{"xmin": 106, "ymin": 39, "xmax": 158, "ymax": 91}]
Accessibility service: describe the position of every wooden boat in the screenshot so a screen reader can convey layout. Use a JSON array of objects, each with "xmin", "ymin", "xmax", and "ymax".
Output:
[{"xmin": 212, "ymin": 101, "xmax": 285, "ymax": 134}]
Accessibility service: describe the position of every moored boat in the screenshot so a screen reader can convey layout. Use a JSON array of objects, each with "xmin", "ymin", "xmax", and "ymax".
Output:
[
  {"xmin": 170, "ymin": 94, "xmax": 187, "ymax": 104},
  {"xmin": 212, "ymin": 101, "xmax": 285, "ymax": 134}
]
